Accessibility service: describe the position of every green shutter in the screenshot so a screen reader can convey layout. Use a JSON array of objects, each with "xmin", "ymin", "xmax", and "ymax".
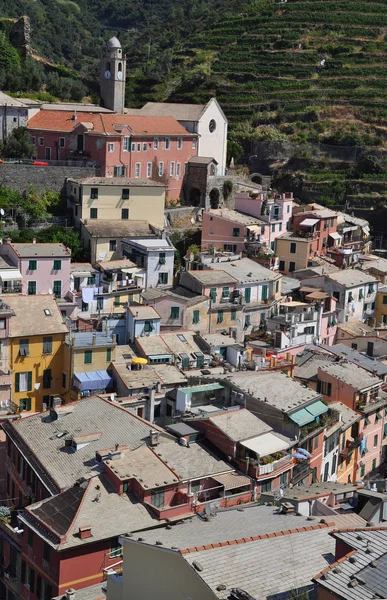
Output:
[
  {"xmin": 27, "ymin": 372, "xmax": 32, "ymax": 391},
  {"xmin": 217, "ymin": 310, "xmax": 223, "ymax": 324},
  {"xmin": 170, "ymin": 307, "xmax": 179, "ymax": 319},
  {"xmin": 245, "ymin": 288, "xmax": 251, "ymax": 303},
  {"xmin": 262, "ymin": 285, "xmax": 268, "ymax": 300},
  {"xmin": 193, "ymin": 310, "xmax": 200, "ymax": 324},
  {"xmin": 231, "ymin": 309, "xmax": 236, "ymax": 321},
  {"xmin": 53, "ymin": 260, "xmax": 61, "ymax": 271},
  {"xmin": 106, "ymin": 348, "xmax": 111, "ymax": 362},
  {"xmin": 15, "ymin": 373, "xmax": 20, "ymax": 393},
  {"xmin": 26, "ymin": 398, "xmax": 32, "ymax": 411},
  {"xmin": 84, "ymin": 350, "xmax": 92, "ymax": 364}
]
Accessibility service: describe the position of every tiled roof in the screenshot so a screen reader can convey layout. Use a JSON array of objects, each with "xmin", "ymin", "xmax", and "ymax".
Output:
[
  {"xmin": 10, "ymin": 242, "xmax": 71, "ymax": 257},
  {"xmin": 28, "ymin": 111, "xmax": 193, "ymax": 136},
  {"xmin": 294, "ymin": 349, "xmax": 336, "ymax": 381},
  {"xmin": 209, "ymin": 257, "xmax": 280, "ymax": 283},
  {"xmin": 69, "ymin": 177, "xmax": 166, "ymax": 187},
  {"xmin": 81, "ymin": 219, "xmax": 152, "ymax": 237},
  {"xmin": 326, "ymin": 344, "xmax": 387, "ymax": 377},
  {"xmin": 207, "ymin": 408, "xmax": 272, "ymax": 442},
  {"xmin": 206, "ymin": 208, "xmax": 264, "ymax": 226},
  {"xmin": 137, "ymin": 101, "xmax": 207, "ymax": 121},
  {"xmin": 327, "ymin": 270, "xmax": 378, "ymax": 287},
  {"xmin": 6, "ymin": 294, "xmax": 68, "ymax": 338},
  {"xmin": 3, "ymin": 396, "xmax": 166, "ymax": 492},
  {"xmin": 318, "ymin": 361, "xmax": 381, "ymax": 390}
]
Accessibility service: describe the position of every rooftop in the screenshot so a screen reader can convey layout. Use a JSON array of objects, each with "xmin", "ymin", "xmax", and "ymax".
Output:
[
  {"xmin": 326, "ymin": 344, "xmax": 387, "ymax": 378},
  {"xmin": 205, "ymin": 208, "xmax": 264, "ymax": 226},
  {"xmin": 135, "ymin": 100, "xmax": 208, "ymax": 121},
  {"xmin": 128, "ymin": 305, "xmax": 160, "ymax": 320},
  {"xmin": 0, "ymin": 91, "xmax": 28, "ymax": 107},
  {"xmin": 160, "ymin": 331, "xmax": 206, "ymax": 357},
  {"xmin": 207, "ymin": 408, "xmax": 272, "ymax": 442},
  {"xmin": 319, "ymin": 361, "xmax": 381, "ymax": 391},
  {"xmin": 53, "ymin": 583, "xmax": 106, "ymax": 600},
  {"xmin": 124, "ymin": 238, "xmax": 174, "ymax": 251},
  {"xmin": 6, "ymin": 294, "xmax": 68, "ymax": 338},
  {"xmin": 208, "ymin": 257, "xmax": 280, "ymax": 283},
  {"xmin": 295, "ymin": 349, "xmax": 336, "ymax": 381},
  {"xmin": 150, "ymin": 364, "xmax": 188, "ymax": 386},
  {"xmin": 328, "ymin": 402, "xmax": 360, "ymax": 430},
  {"xmin": 70, "ymin": 177, "xmax": 166, "ymax": 187},
  {"xmin": 9, "ymin": 242, "xmax": 71, "ymax": 258},
  {"xmin": 111, "ymin": 363, "xmax": 161, "ymax": 391},
  {"xmin": 315, "ymin": 528, "xmax": 387, "ymax": 600},
  {"xmin": 136, "ymin": 335, "xmax": 172, "ymax": 357},
  {"xmin": 81, "ymin": 219, "xmax": 152, "ymax": 238},
  {"xmin": 70, "ymin": 263, "xmax": 96, "ymax": 274},
  {"xmin": 337, "ymin": 321, "xmax": 376, "ymax": 338},
  {"xmin": 96, "ymin": 258, "xmax": 136, "ymax": 271},
  {"xmin": 327, "ymin": 270, "xmax": 378, "ymax": 287},
  {"xmin": 3, "ymin": 396, "xmax": 166, "ymax": 493},
  {"xmin": 279, "ymin": 481, "xmax": 359, "ymax": 501},
  {"xmin": 224, "ymin": 371, "xmax": 322, "ymax": 414},
  {"xmin": 69, "ymin": 332, "xmax": 115, "ymax": 348},
  {"xmin": 185, "ymin": 269, "xmax": 238, "ymax": 285},
  {"xmin": 142, "ymin": 287, "xmax": 208, "ymax": 307},
  {"xmin": 105, "ymin": 445, "xmax": 179, "ymax": 489}
]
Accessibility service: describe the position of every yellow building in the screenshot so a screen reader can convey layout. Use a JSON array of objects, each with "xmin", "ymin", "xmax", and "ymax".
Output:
[
  {"xmin": 68, "ymin": 177, "xmax": 166, "ymax": 228},
  {"xmin": 375, "ymin": 286, "xmax": 387, "ymax": 328},
  {"xmin": 64, "ymin": 331, "xmax": 116, "ymax": 401},
  {"xmin": 6, "ymin": 295, "xmax": 68, "ymax": 413},
  {"xmin": 275, "ymin": 233, "xmax": 316, "ymax": 274}
]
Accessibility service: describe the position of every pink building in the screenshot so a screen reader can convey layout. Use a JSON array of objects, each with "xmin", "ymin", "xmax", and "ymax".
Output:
[
  {"xmin": 235, "ymin": 191, "xmax": 293, "ymax": 251},
  {"xmin": 292, "ymin": 208, "xmax": 339, "ymax": 255},
  {"xmin": 0, "ymin": 241, "xmax": 71, "ymax": 297},
  {"xmin": 27, "ymin": 111, "xmax": 198, "ymax": 201},
  {"xmin": 316, "ymin": 362, "xmax": 386, "ymax": 479},
  {"xmin": 201, "ymin": 208, "xmax": 267, "ymax": 253}
]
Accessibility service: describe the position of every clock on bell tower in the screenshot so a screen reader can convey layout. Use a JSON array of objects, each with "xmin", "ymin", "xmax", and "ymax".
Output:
[{"xmin": 100, "ymin": 36, "xmax": 126, "ymax": 114}]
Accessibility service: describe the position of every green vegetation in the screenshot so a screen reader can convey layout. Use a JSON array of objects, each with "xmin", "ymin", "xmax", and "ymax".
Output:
[
  {"xmin": 0, "ymin": 185, "xmax": 62, "ymax": 226},
  {"xmin": 4, "ymin": 226, "xmax": 86, "ymax": 261},
  {"xmin": 0, "ymin": 127, "xmax": 34, "ymax": 159}
]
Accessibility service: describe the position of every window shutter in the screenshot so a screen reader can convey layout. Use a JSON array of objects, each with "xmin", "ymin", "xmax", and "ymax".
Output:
[
  {"xmin": 26, "ymin": 398, "xmax": 32, "ymax": 411},
  {"xmin": 327, "ymin": 382, "xmax": 332, "ymax": 396},
  {"xmin": 27, "ymin": 371, "xmax": 32, "ymax": 391},
  {"xmin": 15, "ymin": 373, "xmax": 20, "ymax": 393}
]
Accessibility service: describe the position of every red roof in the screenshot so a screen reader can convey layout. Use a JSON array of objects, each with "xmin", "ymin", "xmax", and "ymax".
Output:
[{"xmin": 28, "ymin": 110, "xmax": 193, "ymax": 136}]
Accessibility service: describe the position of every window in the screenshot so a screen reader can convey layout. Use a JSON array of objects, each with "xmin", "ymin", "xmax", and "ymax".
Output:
[
  {"xmin": 158, "ymin": 162, "xmax": 164, "ymax": 177},
  {"xmin": 53, "ymin": 259, "xmax": 62, "ymax": 272},
  {"xmin": 82, "ymin": 301, "xmax": 88, "ymax": 312},
  {"xmin": 131, "ymin": 143, "xmax": 136, "ymax": 151},
  {"xmin": 289, "ymin": 261, "xmax": 295, "ymax": 273},
  {"xmin": 217, "ymin": 310, "xmax": 224, "ymax": 324},
  {"xmin": 245, "ymin": 288, "xmax": 251, "ymax": 303},
  {"xmin": 372, "ymin": 458, "xmax": 377, "ymax": 471},
  {"xmin": 153, "ymin": 138, "xmax": 159, "ymax": 150},
  {"xmin": 108, "ymin": 143, "xmax": 114, "ymax": 153},
  {"xmin": 304, "ymin": 326, "xmax": 315, "ymax": 335},
  {"xmin": 245, "ymin": 315, "xmax": 251, "ymax": 328},
  {"xmin": 159, "ymin": 252, "xmax": 166, "ymax": 264},
  {"xmin": 290, "ymin": 242, "xmax": 297, "ymax": 254},
  {"xmin": 170, "ymin": 162, "xmax": 175, "ymax": 176},
  {"xmin": 351, "ymin": 343, "xmax": 358, "ymax": 350},
  {"xmin": 193, "ymin": 310, "xmax": 200, "ymax": 325},
  {"xmin": 28, "ymin": 259, "xmax": 37, "ymax": 271},
  {"xmin": 90, "ymin": 208, "xmax": 98, "ymax": 219},
  {"xmin": 165, "ymin": 137, "xmax": 170, "ymax": 150},
  {"xmin": 28, "ymin": 281, "xmax": 36, "ymax": 295},
  {"xmin": 45, "ymin": 147, "xmax": 51, "ymax": 159},
  {"xmin": 261, "ymin": 480, "xmax": 272, "ymax": 493},
  {"xmin": 271, "ymin": 224, "xmax": 275, "ymax": 233},
  {"xmin": 62, "ymin": 372, "xmax": 67, "ymax": 389},
  {"xmin": 368, "ymin": 284, "xmax": 374, "ymax": 295},
  {"xmin": 233, "ymin": 228, "xmax": 240, "ymax": 237},
  {"xmin": 270, "ymin": 241, "xmax": 275, "ymax": 251},
  {"xmin": 383, "ymin": 295, "xmax": 387, "ymax": 305},
  {"xmin": 146, "ymin": 162, "xmax": 152, "ymax": 178},
  {"xmin": 123, "ymin": 136, "xmax": 130, "ymax": 152},
  {"xmin": 360, "ymin": 464, "xmax": 365, "ymax": 478},
  {"xmin": 137, "ymin": 143, "xmax": 141, "ymax": 152},
  {"xmin": 96, "ymin": 297, "xmax": 104, "ymax": 311},
  {"xmin": 143, "ymin": 143, "xmax": 147, "ymax": 151},
  {"xmin": 122, "ymin": 188, "xmax": 130, "ymax": 200},
  {"xmin": 31, "ymin": 136, "xmax": 36, "ymax": 144},
  {"xmin": 43, "ymin": 542, "xmax": 50, "ymax": 564},
  {"xmin": 192, "ymin": 138, "xmax": 197, "ymax": 149},
  {"xmin": 90, "ymin": 188, "xmax": 98, "ymax": 199},
  {"xmin": 222, "ymin": 286, "xmax": 230, "ymax": 298},
  {"xmin": 317, "ymin": 380, "xmax": 332, "ymax": 396},
  {"xmin": 374, "ymin": 434, "xmax": 378, "ymax": 448},
  {"xmin": 151, "ymin": 489, "xmax": 164, "ymax": 508},
  {"xmin": 121, "ymin": 208, "xmax": 129, "ymax": 220},
  {"xmin": 287, "ymin": 205, "xmax": 290, "ymax": 213},
  {"xmin": 275, "ymin": 280, "xmax": 279, "ymax": 293},
  {"xmin": 279, "ymin": 223, "xmax": 282, "ymax": 231},
  {"xmin": 43, "ymin": 337, "xmax": 52, "ymax": 355},
  {"xmin": 262, "ymin": 285, "xmax": 268, "ymax": 300},
  {"xmin": 359, "ymin": 289, "xmax": 364, "ymax": 300},
  {"xmin": 110, "ymin": 537, "xmax": 122, "ymax": 558},
  {"xmin": 19, "ymin": 398, "xmax": 32, "ymax": 412},
  {"xmin": 279, "ymin": 260, "xmax": 285, "ymax": 271},
  {"xmin": 210, "ymin": 288, "xmax": 217, "ymax": 303},
  {"xmin": 15, "ymin": 371, "xmax": 32, "ymax": 393},
  {"xmin": 43, "ymin": 369, "xmax": 51, "ymax": 389},
  {"xmin": 58, "ymin": 137, "xmax": 65, "ymax": 149},
  {"xmin": 19, "ymin": 339, "xmax": 29, "ymax": 357},
  {"xmin": 106, "ymin": 348, "xmax": 112, "ymax": 362},
  {"xmin": 144, "ymin": 320, "xmax": 154, "ymax": 333},
  {"xmin": 177, "ymin": 137, "xmax": 182, "ymax": 150},
  {"xmin": 114, "ymin": 166, "xmax": 125, "ymax": 178},
  {"xmin": 39, "ymin": 137, "xmax": 44, "ymax": 146},
  {"xmin": 209, "ymin": 119, "xmax": 216, "ymax": 133},
  {"xmin": 53, "ymin": 280, "xmax": 62, "ymax": 297},
  {"xmin": 176, "ymin": 162, "xmax": 181, "ymax": 177},
  {"xmin": 84, "ymin": 350, "xmax": 92, "ymax": 365},
  {"xmin": 135, "ymin": 163, "xmax": 141, "ymax": 178},
  {"xmin": 230, "ymin": 309, "xmax": 236, "ymax": 321},
  {"xmin": 170, "ymin": 306, "xmax": 180, "ymax": 319},
  {"xmin": 158, "ymin": 272, "xmax": 168, "ymax": 285}
]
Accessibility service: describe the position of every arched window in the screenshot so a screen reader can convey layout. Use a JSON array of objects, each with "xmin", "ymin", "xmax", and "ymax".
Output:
[
  {"xmin": 106, "ymin": 62, "xmax": 111, "ymax": 71},
  {"xmin": 118, "ymin": 62, "xmax": 122, "ymax": 71}
]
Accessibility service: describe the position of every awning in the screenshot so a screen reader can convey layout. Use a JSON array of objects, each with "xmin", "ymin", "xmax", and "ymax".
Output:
[
  {"xmin": 241, "ymin": 432, "xmax": 290, "ymax": 456},
  {"xmin": 290, "ymin": 400, "xmax": 329, "ymax": 426},
  {"xmin": 342, "ymin": 226, "xmax": 357, "ymax": 233},
  {"xmin": 73, "ymin": 370, "xmax": 112, "ymax": 391},
  {"xmin": 0, "ymin": 269, "xmax": 22, "ymax": 281},
  {"xmin": 72, "ymin": 271, "xmax": 93, "ymax": 278},
  {"xmin": 300, "ymin": 218, "xmax": 319, "ymax": 227},
  {"xmin": 212, "ymin": 472, "xmax": 251, "ymax": 490},
  {"xmin": 247, "ymin": 225, "xmax": 262, "ymax": 233},
  {"xmin": 329, "ymin": 232, "xmax": 341, "ymax": 240},
  {"xmin": 305, "ymin": 400, "xmax": 328, "ymax": 418}
]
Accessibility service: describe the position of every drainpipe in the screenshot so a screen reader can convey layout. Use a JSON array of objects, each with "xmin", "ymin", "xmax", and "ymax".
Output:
[{"xmin": 148, "ymin": 387, "xmax": 155, "ymax": 423}]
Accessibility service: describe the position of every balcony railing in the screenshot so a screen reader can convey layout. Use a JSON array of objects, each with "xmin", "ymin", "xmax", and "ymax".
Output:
[
  {"xmin": 258, "ymin": 454, "xmax": 293, "ymax": 476},
  {"xmin": 290, "ymin": 461, "xmax": 311, "ymax": 485},
  {"xmin": 339, "ymin": 437, "xmax": 361, "ymax": 458}
]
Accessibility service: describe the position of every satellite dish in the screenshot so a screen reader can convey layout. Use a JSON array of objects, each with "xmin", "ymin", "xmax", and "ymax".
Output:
[
  {"xmin": 0, "ymin": 209, "xmax": 4, "ymax": 216},
  {"xmin": 48, "ymin": 288, "xmax": 53, "ymax": 294},
  {"xmin": 98, "ymin": 253, "xmax": 107, "ymax": 260}
]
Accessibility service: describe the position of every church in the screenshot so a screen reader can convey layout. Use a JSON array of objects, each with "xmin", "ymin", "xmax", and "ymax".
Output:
[{"xmin": 26, "ymin": 37, "xmax": 228, "ymax": 203}]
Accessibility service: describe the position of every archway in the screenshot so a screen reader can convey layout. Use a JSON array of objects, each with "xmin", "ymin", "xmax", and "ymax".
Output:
[
  {"xmin": 250, "ymin": 173, "xmax": 263, "ymax": 185},
  {"xmin": 189, "ymin": 187, "xmax": 201, "ymax": 207},
  {"xmin": 209, "ymin": 188, "xmax": 220, "ymax": 209}
]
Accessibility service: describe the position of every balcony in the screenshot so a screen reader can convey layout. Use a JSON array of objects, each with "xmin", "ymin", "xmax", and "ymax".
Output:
[
  {"xmin": 290, "ymin": 461, "xmax": 311, "ymax": 485},
  {"xmin": 0, "ymin": 285, "xmax": 22, "ymax": 294},
  {"xmin": 339, "ymin": 437, "xmax": 362, "ymax": 458},
  {"xmin": 257, "ymin": 454, "xmax": 294, "ymax": 477}
]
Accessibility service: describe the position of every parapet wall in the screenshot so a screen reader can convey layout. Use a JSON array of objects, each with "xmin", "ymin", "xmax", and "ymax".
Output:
[{"xmin": 0, "ymin": 164, "xmax": 98, "ymax": 194}]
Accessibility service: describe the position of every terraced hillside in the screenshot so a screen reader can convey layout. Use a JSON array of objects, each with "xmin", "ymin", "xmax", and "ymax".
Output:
[{"xmin": 175, "ymin": 0, "xmax": 387, "ymax": 147}]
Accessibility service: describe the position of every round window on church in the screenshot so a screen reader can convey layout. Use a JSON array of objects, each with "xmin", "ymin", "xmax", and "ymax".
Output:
[{"xmin": 209, "ymin": 119, "xmax": 216, "ymax": 133}]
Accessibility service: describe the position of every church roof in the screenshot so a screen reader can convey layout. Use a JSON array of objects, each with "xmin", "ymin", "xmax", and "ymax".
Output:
[
  {"xmin": 27, "ymin": 111, "xmax": 196, "ymax": 136},
  {"xmin": 107, "ymin": 36, "xmax": 121, "ymax": 49}
]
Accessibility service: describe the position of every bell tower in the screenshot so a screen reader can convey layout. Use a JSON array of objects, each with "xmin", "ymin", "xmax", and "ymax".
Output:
[{"xmin": 100, "ymin": 37, "xmax": 126, "ymax": 114}]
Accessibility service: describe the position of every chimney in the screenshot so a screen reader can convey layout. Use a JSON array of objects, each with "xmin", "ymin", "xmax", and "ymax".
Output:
[
  {"xmin": 66, "ymin": 590, "xmax": 76, "ymax": 600},
  {"xmin": 78, "ymin": 526, "xmax": 92, "ymax": 539},
  {"xmin": 92, "ymin": 334, "xmax": 97, "ymax": 345},
  {"xmin": 149, "ymin": 429, "xmax": 160, "ymax": 447},
  {"xmin": 32, "ymin": 238, "xmax": 36, "ymax": 244},
  {"xmin": 108, "ymin": 444, "xmax": 121, "ymax": 461},
  {"xmin": 148, "ymin": 388, "xmax": 155, "ymax": 423}
]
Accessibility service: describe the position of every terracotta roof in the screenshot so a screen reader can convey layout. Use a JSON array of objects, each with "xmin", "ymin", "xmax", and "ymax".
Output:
[{"xmin": 28, "ymin": 111, "xmax": 194, "ymax": 136}]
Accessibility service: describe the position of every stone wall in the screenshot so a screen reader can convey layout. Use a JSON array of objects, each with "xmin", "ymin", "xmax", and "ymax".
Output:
[{"xmin": 0, "ymin": 164, "xmax": 98, "ymax": 194}]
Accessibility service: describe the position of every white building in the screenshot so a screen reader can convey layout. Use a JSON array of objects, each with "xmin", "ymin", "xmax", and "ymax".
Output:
[
  {"xmin": 126, "ymin": 305, "xmax": 161, "ymax": 343},
  {"xmin": 132, "ymin": 98, "xmax": 228, "ymax": 176},
  {"xmin": 0, "ymin": 92, "xmax": 29, "ymax": 141},
  {"xmin": 302, "ymin": 270, "xmax": 378, "ymax": 324},
  {"xmin": 121, "ymin": 237, "xmax": 175, "ymax": 290}
]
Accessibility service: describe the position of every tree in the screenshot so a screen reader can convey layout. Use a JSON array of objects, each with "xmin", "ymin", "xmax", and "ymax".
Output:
[
  {"xmin": 1, "ymin": 127, "xmax": 34, "ymax": 159},
  {"xmin": 355, "ymin": 152, "xmax": 384, "ymax": 176}
]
